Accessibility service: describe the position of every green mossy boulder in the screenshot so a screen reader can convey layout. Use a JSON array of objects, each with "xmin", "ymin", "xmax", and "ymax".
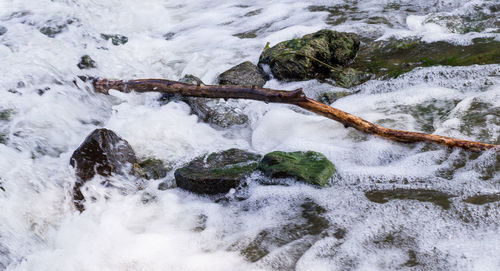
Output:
[
  {"xmin": 175, "ymin": 149, "xmax": 261, "ymax": 194},
  {"xmin": 218, "ymin": 61, "xmax": 268, "ymax": 87},
  {"xmin": 365, "ymin": 188, "xmax": 455, "ymax": 209},
  {"xmin": 100, "ymin": 34, "xmax": 128, "ymax": 46},
  {"xmin": 77, "ymin": 55, "xmax": 96, "ymax": 69},
  {"xmin": 354, "ymin": 38, "xmax": 500, "ymax": 79},
  {"xmin": 258, "ymin": 29, "xmax": 360, "ymax": 81},
  {"xmin": 258, "ymin": 151, "xmax": 335, "ymax": 186}
]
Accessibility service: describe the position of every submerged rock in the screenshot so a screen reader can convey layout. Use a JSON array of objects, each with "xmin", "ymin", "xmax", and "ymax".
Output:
[
  {"xmin": 354, "ymin": 38, "xmax": 500, "ymax": 78},
  {"xmin": 463, "ymin": 193, "xmax": 500, "ymax": 205},
  {"xmin": 160, "ymin": 74, "xmax": 249, "ymax": 127},
  {"xmin": 174, "ymin": 149, "xmax": 261, "ymax": 194},
  {"xmin": 316, "ymin": 91, "xmax": 352, "ymax": 104},
  {"xmin": 137, "ymin": 158, "xmax": 171, "ymax": 180},
  {"xmin": 70, "ymin": 128, "xmax": 137, "ymax": 211},
  {"xmin": 100, "ymin": 34, "xmax": 128, "ymax": 45},
  {"xmin": 258, "ymin": 29, "xmax": 360, "ymax": 81},
  {"xmin": 77, "ymin": 55, "xmax": 96, "ymax": 69},
  {"xmin": 0, "ymin": 109, "xmax": 14, "ymax": 144},
  {"xmin": 0, "ymin": 26, "xmax": 7, "ymax": 36},
  {"xmin": 365, "ymin": 188, "xmax": 455, "ymax": 209},
  {"xmin": 39, "ymin": 19, "xmax": 74, "ymax": 38},
  {"xmin": 218, "ymin": 61, "xmax": 268, "ymax": 87},
  {"xmin": 258, "ymin": 151, "xmax": 335, "ymax": 186}
]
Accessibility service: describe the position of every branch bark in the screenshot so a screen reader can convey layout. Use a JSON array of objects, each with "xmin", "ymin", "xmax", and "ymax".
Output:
[{"xmin": 93, "ymin": 78, "xmax": 499, "ymax": 152}]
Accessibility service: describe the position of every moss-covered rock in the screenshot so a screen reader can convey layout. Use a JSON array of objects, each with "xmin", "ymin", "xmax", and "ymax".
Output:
[
  {"xmin": 354, "ymin": 38, "xmax": 500, "ymax": 78},
  {"xmin": 175, "ymin": 149, "xmax": 261, "ymax": 194},
  {"xmin": 258, "ymin": 29, "xmax": 360, "ymax": 81},
  {"xmin": 77, "ymin": 55, "xmax": 96, "ymax": 69},
  {"xmin": 365, "ymin": 188, "xmax": 455, "ymax": 209},
  {"xmin": 218, "ymin": 61, "xmax": 268, "ymax": 87},
  {"xmin": 258, "ymin": 151, "xmax": 335, "ymax": 186},
  {"xmin": 100, "ymin": 34, "xmax": 128, "ymax": 45},
  {"xmin": 464, "ymin": 193, "xmax": 500, "ymax": 205},
  {"xmin": 137, "ymin": 158, "xmax": 171, "ymax": 180}
]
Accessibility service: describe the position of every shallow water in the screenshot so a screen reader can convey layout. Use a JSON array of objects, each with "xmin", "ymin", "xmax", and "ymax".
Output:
[{"xmin": 0, "ymin": 0, "xmax": 499, "ymax": 270}]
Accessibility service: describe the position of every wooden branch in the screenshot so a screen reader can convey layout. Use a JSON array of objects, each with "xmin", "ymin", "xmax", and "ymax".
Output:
[{"xmin": 93, "ymin": 78, "xmax": 499, "ymax": 152}]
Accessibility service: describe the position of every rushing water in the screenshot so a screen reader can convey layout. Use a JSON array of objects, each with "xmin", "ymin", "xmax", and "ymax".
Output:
[{"xmin": 0, "ymin": 0, "xmax": 499, "ymax": 270}]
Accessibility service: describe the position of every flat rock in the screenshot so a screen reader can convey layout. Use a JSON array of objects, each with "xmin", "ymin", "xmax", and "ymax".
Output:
[
  {"xmin": 175, "ymin": 148, "xmax": 261, "ymax": 194},
  {"xmin": 257, "ymin": 151, "xmax": 335, "ymax": 186},
  {"xmin": 218, "ymin": 61, "xmax": 267, "ymax": 87},
  {"xmin": 463, "ymin": 193, "xmax": 500, "ymax": 205},
  {"xmin": 365, "ymin": 188, "xmax": 455, "ymax": 209},
  {"xmin": 70, "ymin": 128, "xmax": 137, "ymax": 211}
]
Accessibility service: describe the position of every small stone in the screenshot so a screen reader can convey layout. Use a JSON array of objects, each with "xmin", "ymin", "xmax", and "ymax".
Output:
[
  {"xmin": 101, "ymin": 34, "xmax": 128, "ymax": 45},
  {"xmin": 77, "ymin": 55, "xmax": 96, "ymax": 69},
  {"xmin": 70, "ymin": 128, "xmax": 137, "ymax": 211},
  {"xmin": 39, "ymin": 19, "xmax": 73, "ymax": 38},
  {"xmin": 365, "ymin": 189, "xmax": 455, "ymax": 209},
  {"xmin": 175, "ymin": 149, "xmax": 261, "ymax": 194},
  {"xmin": 0, "ymin": 26, "xmax": 7, "ymax": 36},
  {"xmin": 258, "ymin": 151, "xmax": 335, "ymax": 186},
  {"xmin": 317, "ymin": 91, "xmax": 352, "ymax": 104},
  {"xmin": 137, "ymin": 158, "xmax": 170, "ymax": 180},
  {"xmin": 218, "ymin": 61, "xmax": 268, "ymax": 87}
]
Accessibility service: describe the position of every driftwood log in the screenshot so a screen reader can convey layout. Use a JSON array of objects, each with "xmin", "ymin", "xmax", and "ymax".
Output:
[{"xmin": 93, "ymin": 79, "xmax": 499, "ymax": 152}]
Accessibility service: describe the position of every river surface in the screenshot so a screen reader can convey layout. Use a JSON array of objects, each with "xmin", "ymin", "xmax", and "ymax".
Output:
[{"xmin": 0, "ymin": 0, "xmax": 499, "ymax": 270}]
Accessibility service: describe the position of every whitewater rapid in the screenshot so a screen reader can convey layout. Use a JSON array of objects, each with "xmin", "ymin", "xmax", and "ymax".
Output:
[{"xmin": 0, "ymin": 0, "xmax": 499, "ymax": 270}]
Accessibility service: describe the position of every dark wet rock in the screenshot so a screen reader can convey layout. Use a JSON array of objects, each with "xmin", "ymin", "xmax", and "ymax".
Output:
[
  {"xmin": 100, "ymin": 34, "xmax": 128, "ymax": 45},
  {"xmin": 70, "ymin": 128, "xmax": 137, "ymax": 211},
  {"xmin": 163, "ymin": 32, "xmax": 175, "ymax": 40},
  {"xmin": 317, "ymin": 91, "xmax": 352, "ymax": 104},
  {"xmin": 258, "ymin": 29, "xmax": 360, "ymax": 81},
  {"xmin": 174, "ymin": 148, "xmax": 261, "ymax": 194},
  {"xmin": 39, "ymin": 19, "xmax": 74, "ymax": 38},
  {"xmin": 137, "ymin": 158, "xmax": 171, "ymax": 180},
  {"xmin": 464, "ymin": 193, "xmax": 500, "ymax": 205},
  {"xmin": 0, "ymin": 109, "xmax": 14, "ymax": 145},
  {"xmin": 218, "ymin": 61, "xmax": 268, "ymax": 87},
  {"xmin": 258, "ymin": 151, "xmax": 335, "ymax": 186},
  {"xmin": 0, "ymin": 26, "xmax": 7, "ymax": 36},
  {"xmin": 77, "ymin": 55, "xmax": 96, "ymax": 69},
  {"xmin": 365, "ymin": 188, "xmax": 455, "ymax": 209},
  {"xmin": 354, "ymin": 38, "xmax": 500, "ymax": 79}
]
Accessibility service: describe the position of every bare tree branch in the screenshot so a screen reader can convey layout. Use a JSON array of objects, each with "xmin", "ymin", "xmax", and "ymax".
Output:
[{"xmin": 94, "ymin": 78, "xmax": 499, "ymax": 152}]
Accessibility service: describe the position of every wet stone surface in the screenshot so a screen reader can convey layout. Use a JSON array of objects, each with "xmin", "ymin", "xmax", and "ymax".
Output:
[
  {"xmin": 175, "ymin": 149, "xmax": 261, "ymax": 194},
  {"xmin": 365, "ymin": 188, "xmax": 456, "ymax": 209},
  {"xmin": 218, "ymin": 61, "xmax": 268, "ymax": 87},
  {"xmin": 70, "ymin": 128, "xmax": 138, "ymax": 211}
]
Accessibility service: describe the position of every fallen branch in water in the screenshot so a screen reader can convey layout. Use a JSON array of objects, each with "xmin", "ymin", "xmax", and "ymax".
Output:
[{"xmin": 93, "ymin": 78, "xmax": 499, "ymax": 152}]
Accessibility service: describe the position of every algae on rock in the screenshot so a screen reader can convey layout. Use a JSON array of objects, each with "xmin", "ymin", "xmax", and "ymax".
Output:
[
  {"xmin": 258, "ymin": 29, "xmax": 360, "ymax": 82},
  {"xmin": 258, "ymin": 151, "xmax": 335, "ymax": 186}
]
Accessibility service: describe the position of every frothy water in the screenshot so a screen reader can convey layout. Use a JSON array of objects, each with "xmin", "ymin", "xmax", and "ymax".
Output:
[{"xmin": 0, "ymin": 0, "xmax": 499, "ymax": 270}]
